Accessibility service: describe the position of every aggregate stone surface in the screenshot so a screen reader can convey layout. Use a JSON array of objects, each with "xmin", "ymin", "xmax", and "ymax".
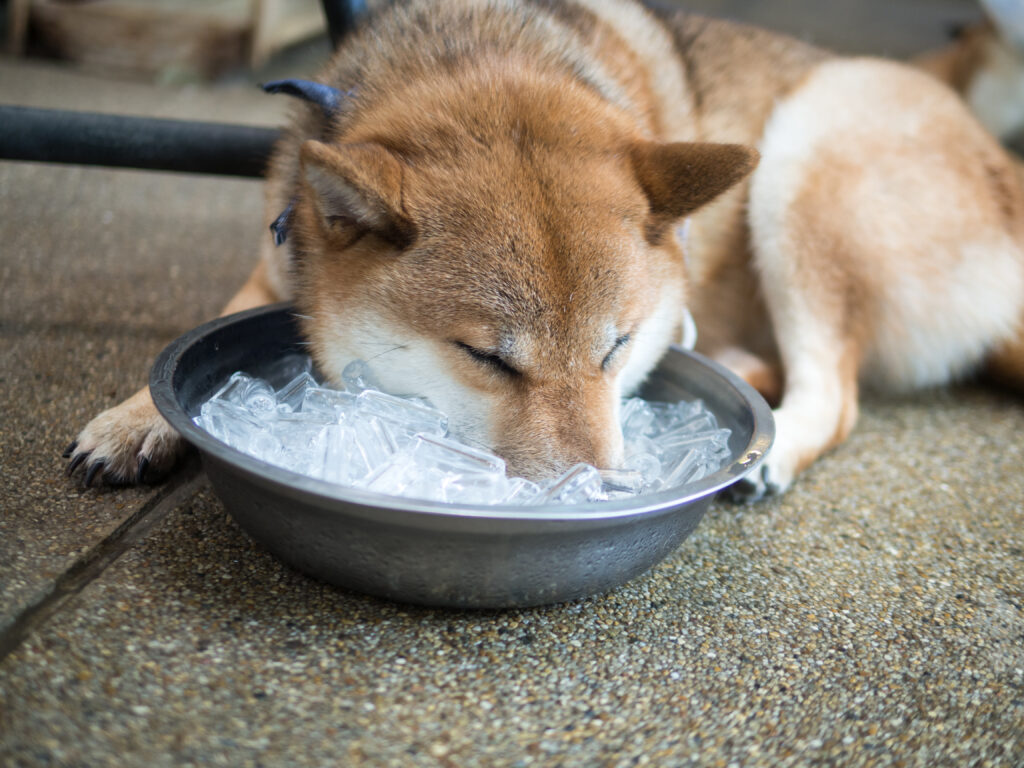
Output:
[
  {"xmin": 0, "ymin": 160, "xmax": 264, "ymax": 625},
  {"xmin": 2, "ymin": 384, "xmax": 1022, "ymax": 767},
  {"xmin": 0, "ymin": 56, "xmax": 287, "ymax": 628}
]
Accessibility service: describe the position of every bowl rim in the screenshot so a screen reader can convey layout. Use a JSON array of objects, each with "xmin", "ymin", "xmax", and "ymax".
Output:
[{"xmin": 151, "ymin": 303, "xmax": 774, "ymax": 523}]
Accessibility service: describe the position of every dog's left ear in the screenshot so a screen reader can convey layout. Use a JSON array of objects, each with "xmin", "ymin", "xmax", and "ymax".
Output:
[
  {"xmin": 631, "ymin": 141, "xmax": 759, "ymax": 241},
  {"xmin": 300, "ymin": 140, "xmax": 415, "ymax": 247}
]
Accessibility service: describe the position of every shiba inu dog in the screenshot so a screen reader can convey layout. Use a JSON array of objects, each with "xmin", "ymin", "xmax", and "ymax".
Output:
[{"xmin": 67, "ymin": 0, "xmax": 1024, "ymax": 500}]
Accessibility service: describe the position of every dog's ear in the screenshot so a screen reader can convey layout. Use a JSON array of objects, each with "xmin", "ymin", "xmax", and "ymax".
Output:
[
  {"xmin": 631, "ymin": 141, "xmax": 759, "ymax": 241},
  {"xmin": 299, "ymin": 140, "xmax": 414, "ymax": 247}
]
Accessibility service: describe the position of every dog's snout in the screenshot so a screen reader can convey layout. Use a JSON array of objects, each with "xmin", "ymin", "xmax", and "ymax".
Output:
[{"xmin": 494, "ymin": 381, "xmax": 624, "ymax": 482}]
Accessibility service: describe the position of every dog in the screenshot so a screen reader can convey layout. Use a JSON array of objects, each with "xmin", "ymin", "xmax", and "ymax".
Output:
[{"xmin": 66, "ymin": 0, "xmax": 1024, "ymax": 500}]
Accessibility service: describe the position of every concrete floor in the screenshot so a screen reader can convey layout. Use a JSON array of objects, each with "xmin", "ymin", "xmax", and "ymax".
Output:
[{"xmin": 3, "ymin": 1, "xmax": 1024, "ymax": 766}]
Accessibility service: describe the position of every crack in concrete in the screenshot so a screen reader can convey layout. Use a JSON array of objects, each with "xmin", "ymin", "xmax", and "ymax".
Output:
[{"xmin": 0, "ymin": 457, "xmax": 205, "ymax": 664}]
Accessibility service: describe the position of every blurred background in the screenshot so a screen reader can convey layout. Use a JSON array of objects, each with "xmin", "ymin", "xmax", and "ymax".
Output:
[
  {"xmin": 0, "ymin": 0, "xmax": 985, "ymax": 89},
  {"xmin": 0, "ymin": 0, "xmax": 995, "ymax": 180}
]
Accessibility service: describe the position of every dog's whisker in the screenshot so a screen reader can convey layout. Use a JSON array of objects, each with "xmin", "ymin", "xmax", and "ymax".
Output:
[
  {"xmin": 366, "ymin": 344, "xmax": 411, "ymax": 362},
  {"xmin": 457, "ymin": 433, "xmax": 494, "ymax": 452}
]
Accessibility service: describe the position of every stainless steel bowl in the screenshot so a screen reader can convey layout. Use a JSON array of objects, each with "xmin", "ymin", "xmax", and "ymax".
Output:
[{"xmin": 151, "ymin": 303, "xmax": 773, "ymax": 608}]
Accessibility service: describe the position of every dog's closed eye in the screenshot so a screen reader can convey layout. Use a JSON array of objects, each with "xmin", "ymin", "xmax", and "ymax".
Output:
[
  {"xmin": 454, "ymin": 341, "xmax": 521, "ymax": 378},
  {"xmin": 602, "ymin": 334, "xmax": 631, "ymax": 371}
]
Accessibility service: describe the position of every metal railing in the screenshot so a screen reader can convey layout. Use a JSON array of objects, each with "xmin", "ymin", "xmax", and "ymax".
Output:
[{"xmin": 0, "ymin": 0, "xmax": 363, "ymax": 178}]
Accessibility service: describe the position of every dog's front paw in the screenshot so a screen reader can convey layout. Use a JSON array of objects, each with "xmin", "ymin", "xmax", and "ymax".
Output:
[
  {"xmin": 726, "ymin": 461, "xmax": 788, "ymax": 503},
  {"xmin": 65, "ymin": 388, "xmax": 185, "ymax": 486},
  {"xmin": 725, "ymin": 440, "xmax": 794, "ymax": 503}
]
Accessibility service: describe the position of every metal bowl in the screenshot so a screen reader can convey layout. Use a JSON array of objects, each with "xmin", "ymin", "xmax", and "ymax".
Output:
[{"xmin": 151, "ymin": 303, "xmax": 773, "ymax": 609}]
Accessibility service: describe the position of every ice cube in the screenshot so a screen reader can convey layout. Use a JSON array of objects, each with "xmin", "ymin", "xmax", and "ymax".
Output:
[
  {"xmin": 363, "ymin": 460, "xmax": 511, "ymax": 505},
  {"xmin": 360, "ymin": 434, "xmax": 508, "ymax": 503},
  {"xmin": 355, "ymin": 390, "xmax": 448, "ymax": 440},
  {"xmin": 501, "ymin": 477, "xmax": 544, "ymax": 505},
  {"xmin": 351, "ymin": 416, "xmax": 400, "ymax": 469},
  {"xmin": 661, "ymin": 448, "xmax": 707, "ymax": 489},
  {"xmin": 543, "ymin": 464, "xmax": 604, "ymax": 504},
  {"xmin": 621, "ymin": 397, "xmax": 657, "ymax": 439},
  {"xmin": 261, "ymin": 352, "xmax": 314, "ymax": 389},
  {"xmin": 321, "ymin": 423, "xmax": 375, "ymax": 485},
  {"xmin": 275, "ymin": 371, "xmax": 319, "ymax": 413},
  {"xmin": 656, "ymin": 428, "xmax": 731, "ymax": 472},
  {"xmin": 404, "ymin": 433, "xmax": 506, "ymax": 475},
  {"xmin": 199, "ymin": 399, "xmax": 280, "ymax": 458},
  {"xmin": 437, "ymin": 471, "xmax": 516, "ymax": 505},
  {"xmin": 645, "ymin": 399, "xmax": 712, "ymax": 436},
  {"xmin": 667, "ymin": 413, "xmax": 717, "ymax": 435},
  {"xmin": 243, "ymin": 379, "xmax": 277, "ymax": 414},
  {"xmin": 360, "ymin": 453, "xmax": 417, "ymax": 497},
  {"xmin": 302, "ymin": 387, "xmax": 358, "ymax": 419},
  {"xmin": 342, "ymin": 358, "xmax": 383, "ymax": 393},
  {"xmin": 210, "ymin": 372, "xmax": 253, "ymax": 405},
  {"xmin": 318, "ymin": 414, "xmax": 402, "ymax": 485},
  {"xmin": 597, "ymin": 468, "xmax": 646, "ymax": 495},
  {"xmin": 658, "ymin": 427, "xmax": 731, "ymax": 454},
  {"xmin": 275, "ymin": 409, "xmax": 332, "ymax": 439},
  {"xmin": 272, "ymin": 412, "xmax": 331, "ymax": 474},
  {"xmin": 209, "ymin": 372, "xmax": 276, "ymax": 415},
  {"xmin": 622, "ymin": 450, "xmax": 662, "ymax": 490}
]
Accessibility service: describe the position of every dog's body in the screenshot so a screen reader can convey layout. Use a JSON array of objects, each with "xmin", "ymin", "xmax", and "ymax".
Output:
[{"xmin": 68, "ymin": 0, "xmax": 1024, "ymax": 498}]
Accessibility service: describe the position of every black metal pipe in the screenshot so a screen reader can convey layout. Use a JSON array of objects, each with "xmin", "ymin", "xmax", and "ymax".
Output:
[{"xmin": 0, "ymin": 105, "xmax": 279, "ymax": 177}]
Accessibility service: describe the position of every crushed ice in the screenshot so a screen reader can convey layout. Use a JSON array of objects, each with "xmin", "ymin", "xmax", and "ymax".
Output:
[{"xmin": 193, "ymin": 355, "xmax": 732, "ymax": 505}]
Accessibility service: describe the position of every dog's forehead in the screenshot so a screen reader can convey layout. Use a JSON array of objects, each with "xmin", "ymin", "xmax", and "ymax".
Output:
[
  {"xmin": 408, "ymin": 135, "xmax": 642, "ymax": 220},
  {"xmin": 404, "ymin": 228, "xmax": 649, "ymax": 361},
  {"xmin": 396, "ymin": 146, "xmax": 655, "ymax": 350},
  {"xmin": 411, "ymin": 208, "xmax": 643, "ymax": 308}
]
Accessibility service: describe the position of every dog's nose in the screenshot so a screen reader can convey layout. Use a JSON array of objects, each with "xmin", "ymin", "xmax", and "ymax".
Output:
[
  {"xmin": 497, "ymin": 414, "xmax": 624, "ymax": 483},
  {"xmin": 491, "ymin": 377, "xmax": 624, "ymax": 481}
]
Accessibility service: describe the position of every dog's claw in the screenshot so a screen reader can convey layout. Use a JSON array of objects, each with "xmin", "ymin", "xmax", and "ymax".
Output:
[
  {"xmin": 83, "ymin": 460, "xmax": 104, "ymax": 488},
  {"xmin": 136, "ymin": 456, "xmax": 150, "ymax": 484},
  {"xmin": 66, "ymin": 452, "xmax": 88, "ymax": 476},
  {"xmin": 727, "ymin": 475, "xmax": 767, "ymax": 504},
  {"xmin": 62, "ymin": 441, "xmax": 78, "ymax": 459},
  {"xmin": 65, "ymin": 389, "xmax": 186, "ymax": 487},
  {"xmin": 726, "ymin": 463, "xmax": 785, "ymax": 503}
]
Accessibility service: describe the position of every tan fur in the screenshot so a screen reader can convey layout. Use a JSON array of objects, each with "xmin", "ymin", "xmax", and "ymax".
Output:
[{"xmin": 69, "ymin": 0, "xmax": 1024, "ymax": 497}]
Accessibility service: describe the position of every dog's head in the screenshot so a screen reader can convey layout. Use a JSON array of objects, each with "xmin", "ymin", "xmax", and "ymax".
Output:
[{"xmin": 288, "ymin": 79, "xmax": 756, "ymax": 480}]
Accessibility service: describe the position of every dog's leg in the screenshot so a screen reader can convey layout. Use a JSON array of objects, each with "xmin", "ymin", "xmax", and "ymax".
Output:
[
  {"xmin": 66, "ymin": 259, "xmax": 283, "ymax": 486},
  {"xmin": 728, "ymin": 280, "xmax": 863, "ymax": 501},
  {"xmin": 710, "ymin": 347, "xmax": 783, "ymax": 407},
  {"xmin": 733, "ymin": 57, "xmax": 1024, "ymax": 501}
]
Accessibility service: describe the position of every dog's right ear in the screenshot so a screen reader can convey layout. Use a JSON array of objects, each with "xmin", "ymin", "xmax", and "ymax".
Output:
[
  {"xmin": 630, "ymin": 141, "xmax": 759, "ymax": 243},
  {"xmin": 299, "ymin": 140, "xmax": 415, "ymax": 247}
]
